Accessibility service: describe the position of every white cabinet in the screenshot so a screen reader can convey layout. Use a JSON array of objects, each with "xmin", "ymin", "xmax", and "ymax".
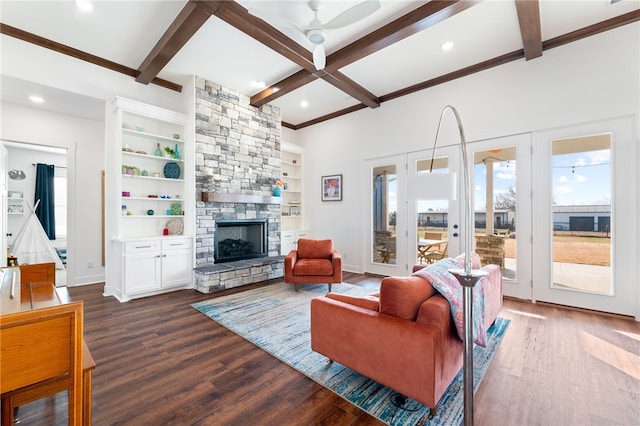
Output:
[
  {"xmin": 117, "ymin": 237, "xmax": 192, "ymax": 301},
  {"xmin": 281, "ymin": 230, "xmax": 310, "ymax": 255},
  {"xmin": 105, "ymin": 97, "xmax": 194, "ymax": 302}
]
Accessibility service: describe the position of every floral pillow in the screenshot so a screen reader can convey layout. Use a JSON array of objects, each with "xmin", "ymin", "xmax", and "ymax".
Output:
[{"xmin": 413, "ymin": 257, "xmax": 487, "ymax": 347}]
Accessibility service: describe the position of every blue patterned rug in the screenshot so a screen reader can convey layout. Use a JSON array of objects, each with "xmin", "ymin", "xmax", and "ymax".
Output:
[{"xmin": 192, "ymin": 283, "xmax": 509, "ymax": 425}]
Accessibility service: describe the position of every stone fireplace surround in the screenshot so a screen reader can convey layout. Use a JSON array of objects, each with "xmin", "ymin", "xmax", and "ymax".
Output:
[{"xmin": 193, "ymin": 77, "xmax": 284, "ymax": 293}]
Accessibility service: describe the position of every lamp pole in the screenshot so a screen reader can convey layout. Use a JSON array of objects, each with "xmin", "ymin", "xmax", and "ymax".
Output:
[{"xmin": 431, "ymin": 105, "xmax": 486, "ymax": 426}]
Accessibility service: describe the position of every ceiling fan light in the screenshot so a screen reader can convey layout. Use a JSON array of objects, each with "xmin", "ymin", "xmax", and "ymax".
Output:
[{"xmin": 307, "ymin": 29, "xmax": 326, "ymax": 45}]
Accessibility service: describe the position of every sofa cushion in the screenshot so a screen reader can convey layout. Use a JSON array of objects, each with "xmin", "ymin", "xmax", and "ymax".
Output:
[
  {"xmin": 379, "ymin": 276, "xmax": 436, "ymax": 321},
  {"xmin": 293, "ymin": 259, "xmax": 334, "ymax": 276},
  {"xmin": 297, "ymin": 239, "xmax": 333, "ymax": 260}
]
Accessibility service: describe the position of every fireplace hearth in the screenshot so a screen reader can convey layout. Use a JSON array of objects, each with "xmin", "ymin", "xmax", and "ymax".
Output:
[{"xmin": 214, "ymin": 219, "xmax": 268, "ymax": 263}]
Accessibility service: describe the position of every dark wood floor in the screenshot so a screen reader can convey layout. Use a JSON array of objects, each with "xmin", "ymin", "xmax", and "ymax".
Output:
[{"xmin": 14, "ymin": 272, "xmax": 640, "ymax": 425}]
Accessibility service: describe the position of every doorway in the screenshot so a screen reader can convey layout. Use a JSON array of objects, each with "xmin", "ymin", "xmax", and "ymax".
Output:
[{"xmin": 3, "ymin": 141, "xmax": 68, "ymax": 286}]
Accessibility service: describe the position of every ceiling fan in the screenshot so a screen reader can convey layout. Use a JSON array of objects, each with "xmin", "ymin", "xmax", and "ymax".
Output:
[{"xmin": 249, "ymin": 0, "xmax": 381, "ymax": 71}]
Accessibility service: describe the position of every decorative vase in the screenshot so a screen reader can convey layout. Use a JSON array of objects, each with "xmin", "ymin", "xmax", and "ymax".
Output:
[
  {"xmin": 174, "ymin": 144, "xmax": 180, "ymax": 160},
  {"xmin": 273, "ymin": 186, "xmax": 282, "ymax": 196},
  {"xmin": 154, "ymin": 143, "xmax": 163, "ymax": 157}
]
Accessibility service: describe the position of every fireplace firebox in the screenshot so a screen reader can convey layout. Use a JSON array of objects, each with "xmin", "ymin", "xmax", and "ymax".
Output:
[{"xmin": 214, "ymin": 219, "xmax": 268, "ymax": 263}]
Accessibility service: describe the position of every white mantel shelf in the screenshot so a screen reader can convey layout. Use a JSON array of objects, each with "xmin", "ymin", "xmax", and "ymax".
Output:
[{"xmin": 201, "ymin": 192, "xmax": 282, "ymax": 205}]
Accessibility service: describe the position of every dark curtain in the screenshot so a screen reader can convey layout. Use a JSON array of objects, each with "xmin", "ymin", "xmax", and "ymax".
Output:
[{"xmin": 35, "ymin": 163, "xmax": 56, "ymax": 239}]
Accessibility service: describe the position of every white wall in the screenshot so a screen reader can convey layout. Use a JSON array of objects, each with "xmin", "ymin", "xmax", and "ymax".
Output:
[
  {"xmin": 296, "ymin": 24, "xmax": 640, "ymax": 277},
  {"xmin": 1, "ymin": 103, "xmax": 105, "ymax": 286}
]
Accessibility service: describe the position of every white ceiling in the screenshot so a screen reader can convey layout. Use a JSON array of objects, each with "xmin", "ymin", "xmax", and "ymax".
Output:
[{"xmin": 1, "ymin": 0, "xmax": 638, "ymax": 126}]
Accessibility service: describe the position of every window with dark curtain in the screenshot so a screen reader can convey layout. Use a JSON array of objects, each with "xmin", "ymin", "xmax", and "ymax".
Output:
[{"xmin": 35, "ymin": 163, "xmax": 56, "ymax": 239}]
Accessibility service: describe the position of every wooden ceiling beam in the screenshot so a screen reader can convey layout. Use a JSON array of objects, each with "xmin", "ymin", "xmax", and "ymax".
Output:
[
  {"xmin": 136, "ymin": 1, "xmax": 213, "ymax": 85},
  {"xmin": 0, "ymin": 23, "xmax": 181, "ymax": 92},
  {"xmin": 515, "ymin": 0, "xmax": 542, "ymax": 61}
]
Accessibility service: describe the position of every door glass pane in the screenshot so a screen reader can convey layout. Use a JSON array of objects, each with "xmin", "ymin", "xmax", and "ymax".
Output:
[
  {"xmin": 416, "ymin": 157, "xmax": 449, "ymax": 265},
  {"xmin": 552, "ymin": 135, "xmax": 612, "ymax": 294},
  {"xmin": 372, "ymin": 165, "xmax": 397, "ymax": 264},
  {"xmin": 474, "ymin": 147, "xmax": 517, "ymax": 282}
]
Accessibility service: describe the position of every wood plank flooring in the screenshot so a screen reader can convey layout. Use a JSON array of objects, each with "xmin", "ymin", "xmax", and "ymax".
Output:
[{"xmin": 13, "ymin": 273, "xmax": 640, "ymax": 425}]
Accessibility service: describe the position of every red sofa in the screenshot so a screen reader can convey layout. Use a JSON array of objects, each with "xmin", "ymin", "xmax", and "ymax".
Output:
[{"xmin": 310, "ymin": 256, "xmax": 503, "ymax": 411}]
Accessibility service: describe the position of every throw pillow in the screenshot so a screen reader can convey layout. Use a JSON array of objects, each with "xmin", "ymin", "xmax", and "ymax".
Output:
[
  {"xmin": 379, "ymin": 276, "xmax": 436, "ymax": 321},
  {"xmin": 412, "ymin": 258, "xmax": 487, "ymax": 347}
]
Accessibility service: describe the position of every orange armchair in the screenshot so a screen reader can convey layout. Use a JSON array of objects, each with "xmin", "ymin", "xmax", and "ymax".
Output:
[{"xmin": 284, "ymin": 239, "xmax": 342, "ymax": 292}]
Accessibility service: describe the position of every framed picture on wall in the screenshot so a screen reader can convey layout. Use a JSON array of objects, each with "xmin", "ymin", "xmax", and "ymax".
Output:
[{"xmin": 321, "ymin": 174, "xmax": 342, "ymax": 201}]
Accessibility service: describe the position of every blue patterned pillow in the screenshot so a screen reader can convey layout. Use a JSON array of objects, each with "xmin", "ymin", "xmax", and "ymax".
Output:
[{"xmin": 413, "ymin": 258, "xmax": 487, "ymax": 347}]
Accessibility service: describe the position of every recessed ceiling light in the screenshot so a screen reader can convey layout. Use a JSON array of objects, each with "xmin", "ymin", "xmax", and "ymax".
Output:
[
  {"xmin": 441, "ymin": 41, "xmax": 454, "ymax": 51},
  {"xmin": 300, "ymin": 100, "xmax": 309, "ymax": 108},
  {"xmin": 29, "ymin": 95, "xmax": 44, "ymax": 104},
  {"xmin": 75, "ymin": 0, "xmax": 93, "ymax": 11},
  {"xmin": 253, "ymin": 80, "xmax": 265, "ymax": 89}
]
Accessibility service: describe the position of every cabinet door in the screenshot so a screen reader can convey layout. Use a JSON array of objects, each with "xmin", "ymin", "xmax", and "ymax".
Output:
[
  {"xmin": 124, "ymin": 252, "xmax": 161, "ymax": 295},
  {"xmin": 161, "ymin": 248, "xmax": 192, "ymax": 288}
]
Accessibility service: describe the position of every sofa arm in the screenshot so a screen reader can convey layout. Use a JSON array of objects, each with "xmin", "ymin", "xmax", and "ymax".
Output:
[
  {"xmin": 331, "ymin": 250, "xmax": 342, "ymax": 282},
  {"xmin": 284, "ymin": 251, "xmax": 298, "ymax": 283},
  {"xmin": 325, "ymin": 292, "xmax": 379, "ymax": 311},
  {"xmin": 480, "ymin": 264, "xmax": 503, "ymax": 327}
]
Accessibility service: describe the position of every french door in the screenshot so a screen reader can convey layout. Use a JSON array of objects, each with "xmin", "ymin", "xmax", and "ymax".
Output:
[
  {"xmin": 466, "ymin": 134, "xmax": 533, "ymax": 300},
  {"xmin": 532, "ymin": 117, "xmax": 637, "ymax": 316}
]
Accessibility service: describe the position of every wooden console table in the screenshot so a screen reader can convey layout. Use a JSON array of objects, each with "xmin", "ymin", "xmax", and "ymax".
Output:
[{"xmin": 0, "ymin": 268, "xmax": 95, "ymax": 425}]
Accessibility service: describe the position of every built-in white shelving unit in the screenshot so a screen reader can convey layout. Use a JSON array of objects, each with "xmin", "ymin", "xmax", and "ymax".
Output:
[
  {"xmin": 104, "ymin": 97, "xmax": 194, "ymax": 302},
  {"xmin": 281, "ymin": 142, "xmax": 309, "ymax": 254}
]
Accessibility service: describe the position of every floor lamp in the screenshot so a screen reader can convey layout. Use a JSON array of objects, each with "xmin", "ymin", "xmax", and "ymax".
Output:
[{"xmin": 426, "ymin": 105, "xmax": 487, "ymax": 426}]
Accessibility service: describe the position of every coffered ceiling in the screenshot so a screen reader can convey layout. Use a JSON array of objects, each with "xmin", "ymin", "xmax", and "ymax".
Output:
[{"xmin": 1, "ymin": 0, "xmax": 638, "ymax": 128}]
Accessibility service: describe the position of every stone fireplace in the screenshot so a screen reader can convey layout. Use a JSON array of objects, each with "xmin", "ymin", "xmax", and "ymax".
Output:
[{"xmin": 193, "ymin": 76, "xmax": 284, "ymax": 293}]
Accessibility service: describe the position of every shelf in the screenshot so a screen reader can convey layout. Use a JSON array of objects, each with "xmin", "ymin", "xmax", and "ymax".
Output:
[
  {"xmin": 123, "ymin": 128, "xmax": 184, "ymax": 144},
  {"xmin": 122, "ymin": 196, "xmax": 182, "ymax": 200},
  {"xmin": 122, "ymin": 215, "xmax": 185, "ymax": 218},
  {"xmin": 282, "ymin": 160, "xmax": 300, "ymax": 167},
  {"xmin": 122, "ymin": 174, "xmax": 183, "ymax": 182},
  {"xmin": 122, "ymin": 151, "xmax": 183, "ymax": 163}
]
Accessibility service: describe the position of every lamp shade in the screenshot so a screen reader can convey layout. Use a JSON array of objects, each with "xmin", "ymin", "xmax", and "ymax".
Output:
[{"xmin": 408, "ymin": 171, "xmax": 457, "ymax": 201}]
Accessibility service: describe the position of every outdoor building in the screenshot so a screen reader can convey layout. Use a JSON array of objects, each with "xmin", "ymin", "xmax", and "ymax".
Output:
[{"xmin": 552, "ymin": 204, "xmax": 611, "ymax": 233}]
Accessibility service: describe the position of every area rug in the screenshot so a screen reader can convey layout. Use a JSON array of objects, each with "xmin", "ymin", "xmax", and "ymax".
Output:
[{"xmin": 192, "ymin": 283, "xmax": 509, "ymax": 425}]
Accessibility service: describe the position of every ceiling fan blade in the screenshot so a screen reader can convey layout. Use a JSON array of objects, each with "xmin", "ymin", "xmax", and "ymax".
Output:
[
  {"xmin": 321, "ymin": 0, "xmax": 381, "ymax": 30},
  {"xmin": 248, "ymin": 8, "xmax": 305, "ymax": 34},
  {"xmin": 313, "ymin": 44, "xmax": 326, "ymax": 70}
]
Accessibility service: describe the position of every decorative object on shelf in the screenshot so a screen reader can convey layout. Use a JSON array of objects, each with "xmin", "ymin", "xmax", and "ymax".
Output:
[
  {"xmin": 141, "ymin": 170, "xmax": 148, "ymax": 176},
  {"xmin": 292, "ymin": 159, "xmax": 297, "ymax": 164},
  {"xmin": 174, "ymin": 144, "xmax": 180, "ymax": 160},
  {"xmin": 122, "ymin": 165, "xmax": 141, "ymax": 175},
  {"xmin": 155, "ymin": 143, "xmax": 163, "ymax": 157},
  {"xmin": 122, "ymin": 191, "xmax": 130, "ymax": 197},
  {"xmin": 173, "ymin": 133, "xmax": 180, "ymax": 140},
  {"xmin": 282, "ymin": 172, "xmax": 288, "ymax": 176},
  {"xmin": 147, "ymin": 209, "xmax": 155, "ymax": 216},
  {"xmin": 171, "ymin": 203, "xmax": 182, "ymax": 215},
  {"xmin": 321, "ymin": 174, "xmax": 342, "ymax": 201},
  {"xmin": 153, "ymin": 172, "xmax": 160, "ymax": 178},
  {"xmin": 163, "ymin": 162, "xmax": 181, "ymax": 179},
  {"xmin": 283, "ymin": 182, "xmax": 289, "ymax": 190},
  {"xmin": 148, "ymin": 194, "xmax": 158, "ymax": 198},
  {"xmin": 273, "ymin": 179, "xmax": 284, "ymax": 196},
  {"xmin": 135, "ymin": 125, "xmax": 144, "ymax": 132},
  {"xmin": 122, "ymin": 205, "xmax": 127, "ymax": 215},
  {"xmin": 8, "ymin": 204, "xmax": 24, "ymax": 214},
  {"xmin": 166, "ymin": 210, "xmax": 173, "ymax": 215},
  {"xmin": 166, "ymin": 218, "xmax": 184, "ymax": 235},
  {"xmin": 164, "ymin": 146, "xmax": 175, "ymax": 157},
  {"xmin": 8, "ymin": 191, "xmax": 23, "ymax": 199},
  {"xmin": 163, "ymin": 227, "xmax": 169, "ymax": 236},
  {"xmin": 290, "ymin": 206, "xmax": 300, "ymax": 216},
  {"xmin": 160, "ymin": 195, "xmax": 172, "ymax": 199}
]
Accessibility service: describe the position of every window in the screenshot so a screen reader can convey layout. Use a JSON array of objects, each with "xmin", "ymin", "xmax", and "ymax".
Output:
[{"xmin": 54, "ymin": 169, "xmax": 67, "ymax": 238}]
